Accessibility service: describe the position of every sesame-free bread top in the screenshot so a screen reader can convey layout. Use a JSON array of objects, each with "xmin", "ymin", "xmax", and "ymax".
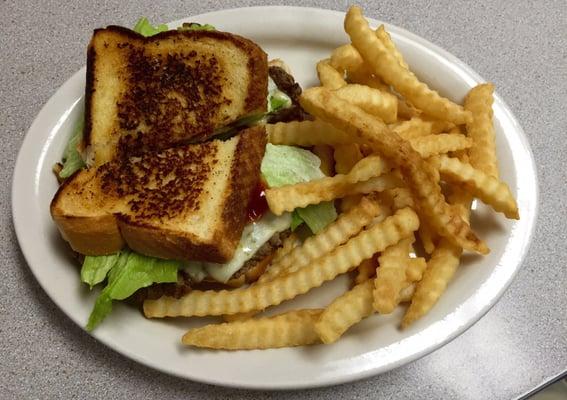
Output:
[
  {"xmin": 85, "ymin": 26, "xmax": 268, "ymax": 165},
  {"xmin": 50, "ymin": 126, "xmax": 267, "ymax": 263}
]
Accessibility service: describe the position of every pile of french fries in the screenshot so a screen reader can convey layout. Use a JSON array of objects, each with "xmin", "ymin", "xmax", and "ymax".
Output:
[{"xmin": 143, "ymin": 6, "xmax": 519, "ymax": 349}]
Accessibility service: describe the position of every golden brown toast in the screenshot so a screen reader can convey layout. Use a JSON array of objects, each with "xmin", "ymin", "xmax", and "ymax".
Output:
[
  {"xmin": 85, "ymin": 26, "xmax": 268, "ymax": 165},
  {"xmin": 51, "ymin": 127, "xmax": 267, "ymax": 263}
]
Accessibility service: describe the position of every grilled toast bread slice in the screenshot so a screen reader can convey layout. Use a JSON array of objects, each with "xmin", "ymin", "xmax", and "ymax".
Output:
[
  {"xmin": 51, "ymin": 126, "xmax": 267, "ymax": 263},
  {"xmin": 85, "ymin": 26, "xmax": 268, "ymax": 165}
]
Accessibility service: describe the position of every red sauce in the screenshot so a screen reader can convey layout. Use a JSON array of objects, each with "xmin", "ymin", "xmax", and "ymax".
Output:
[{"xmin": 247, "ymin": 181, "xmax": 268, "ymax": 222}]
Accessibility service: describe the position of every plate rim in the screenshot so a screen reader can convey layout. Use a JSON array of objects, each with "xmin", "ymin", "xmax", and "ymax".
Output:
[{"xmin": 11, "ymin": 5, "xmax": 539, "ymax": 389}]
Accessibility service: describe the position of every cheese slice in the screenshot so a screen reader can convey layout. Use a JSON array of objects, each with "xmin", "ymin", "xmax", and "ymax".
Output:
[{"xmin": 183, "ymin": 212, "xmax": 292, "ymax": 283}]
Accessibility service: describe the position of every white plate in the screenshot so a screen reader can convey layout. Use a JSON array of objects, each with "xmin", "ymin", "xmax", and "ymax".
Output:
[{"xmin": 12, "ymin": 6, "xmax": 538, "ymax": 389}]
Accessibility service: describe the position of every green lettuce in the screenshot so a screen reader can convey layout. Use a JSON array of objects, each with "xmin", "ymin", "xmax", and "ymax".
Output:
[
  {"xmin": 296, "ymin": 203, "xmax": 338, "ymax": 234},
  {"xmin": 133, "ymin": 17, "xmax": 168, "ymax": 37},
  {"xmin": 178, "ymin": 22, "xmax": 216, "ymax": 31},
  {"xmin": 81, "ymin": 254, "xmax": 120, "ymax": 289},
  {"xmin": 261, "ymin": 144, "xmax": 337, "ymax": 233},
  {"xmin": 290, "ymin": 211, "xmax": 303, "ymax": 231},
  {"xmin": 84, "ymin": 250, "xmax": 180, "ymax": 331},
  {"xmin": 58, "ymin": 119, "xmax": 86, "ymax": 178},
  {"xmin": 268, "ymin": 90, "xmax": 292, "ymax": 113}
]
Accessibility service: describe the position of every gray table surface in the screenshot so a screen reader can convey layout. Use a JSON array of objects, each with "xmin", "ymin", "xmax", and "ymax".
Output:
[{"xmin": 2, "ymin": 0, "xmax": 566, "ymax": 399}]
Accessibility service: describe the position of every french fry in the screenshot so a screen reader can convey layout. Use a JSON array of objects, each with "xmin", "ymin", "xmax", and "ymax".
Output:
[
  {"xmin": 397, "ymin": 98, "xmax": 420, "ymax": 119},
  {"xmin": 144, "ymin": 208, "xmax": 420, "ymax": 318},
  {"xmin": 464, "ymin": 83, "xmax": 499, "ymax": 178},
  {"xmin": 375, "ymin": 25, "xmax": 409, "ymax": 70},
  {"xmin": 330, "ymin": 44, "xmax": 365, "ymax": 73},
  {"xmin": 432, "ymin": 155, "xmax": 519, "ymax": 219},
  {"xmin": 354, "ymin": 258, "xmax": 377, "ymax": 285},
  {"xmin": 260, "ymin": 196, "xmax": 383, "ymax": 283},
  {"xmin": 345, "ymin": 6, "xmax": 472, "ymax": 124},
  {"xmin": 334, "ymin": 144, "xmax": 363, "ymax": 174},
  {"xmin": 402, "ymin": 183, "xmax": 472, "ymax": 327},
  {"xmin": 317, "ymin": 59, "xmax": 347, "ymax": 90},
  {"xmin": 317, "ymin": 255, "xmax": 425, "ymax": 343},
  {"xmin": 334, "ymin": 144, "xmax": 364, "ymax": 211},
  {"xmin": 267, "ymin": 120, "xmax": 349, "ymax": 146},
  {"xmin": 390, "ymin": 117, "xmax": 454, "ymax": 140},
  {"xmin": 183, "ymin": 309, "xmax": 323, "ymax": 349},
  {"xmin": 348, "ymin": 69, "xmax": 390, "ymax": 91},
  {"xmin": 272, "ymin": 234, "xmax": 301, "ymax": 264},
  {"xmin": 300, "ymin": 86, "xmax": 488, "ymax": 254},
  {"xmin": 399, "ymin": 283, "xmax": 416, "ymax": 302},
  {"xmin": 401, "ymin": 238, "xmax": 462, "ymax": 328},
  {"xmin": 409, "ymin": 134, "xmax": 472, "ymax": 158},
  {"xmin": 373, "ymin": 238, "xmax": 412, "ymax": 313},
  {"xmin": 312, "ymin": 144, "xmax": 335, "ymax": 176},
  {"xmin": 405, "ymin": 256, "xmax": 427, "ymax": 283},
  {"xmin": 381, "ymin": 187, "xmax": 415, "ymax": 210},
  {"xmin": 330, "ymin": 44, "xmax": 389, "ymax": 91},
  {"xmin": 334, "ymin": 84, "xmax": 398, "ymax": 123},
  {"xmin": 266, "ymin": 173, "xmax": 399, "ymax": 214},
  {"xmin": 315, "ymin": 279, "xmax": 375, "ymax": 344},
  {"xmin": 223, "ymin": 310, "xmax": 258, "ymax": 322},
  {"xmin": 372, "ymin": 237, "xmax": 426, "ymax": 313},
  {"xmin": 418, "ymin": 222, "xmax": 437, "ymax": 254}
]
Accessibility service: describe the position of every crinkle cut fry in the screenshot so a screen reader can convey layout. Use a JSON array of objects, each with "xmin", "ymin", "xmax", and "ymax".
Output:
[
  {"xmin": 299, "ymin": 86, "xmax": 488, "ymax": 254},
  {"xmin": 265, "ymin": 174, "xmax": 399, "ymax": 214},
  {"xmin": 315, "ymin": 280, "xmax": 374, "ymax": 344},
  {"xmin": 375, "ymin": 25, "xmax": 409, "ymax": 70},
  {"xmin": 464, "ymin": 83, "xmax": 499, "ymax": 179},
  {"xmin": 317, "ymin": 59, "xmax": 347, "ymax": 90},
  {"xmin": 373, "ymin": 237, "xmax": 413, "ymax": 314},
  {"xmin": 183, "ymin": 309, "xmax": 323, "ymax": 349},
  {"xmin": 402, "ymin": 182, "xmax": 472, "ymax": 328},
  {"xmin": 344, "ymin": 6, "xmax": 472, "ymax": 124},
  {"xmin": 260, "ymin": 195, "xmax": 383, "ymax": 283},
  {"xmin": 401, "ymin": 238, "xmax": 462, "ymax": 328},
  {"xmin": 433, "ymin": 155, "xmax": 519, "ymax": 219},
  {"xmin": 268, "ymin": 121, "xmax": 469, "ymax": 158},
  {"xmin": 143, "ymin": 207, "xmax": 420, "ymax": 318}
]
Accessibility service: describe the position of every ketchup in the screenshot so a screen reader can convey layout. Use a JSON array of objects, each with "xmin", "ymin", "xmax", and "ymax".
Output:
[{"xmin": 247, "ymin": 181, "xmax": 268, "ymax": 222}]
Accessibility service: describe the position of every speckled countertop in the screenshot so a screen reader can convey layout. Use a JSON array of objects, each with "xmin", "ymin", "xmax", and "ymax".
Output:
[{"xmin": 1, "ymin": 0, "xmax": 566, "ymax": 399}]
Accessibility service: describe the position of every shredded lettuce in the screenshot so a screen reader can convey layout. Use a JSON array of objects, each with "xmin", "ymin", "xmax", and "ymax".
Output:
[
  {"xmin": 85, "ymin": 250, "xmax": 180, "ymax": 331},
  {"xmin": 58, "ymin": 119, "xmax": 86, "ymax": 178},
  {"xmin": 261, "ymin": 144, "xmax": 337, "ymax": 233},
  {"xmin": 133, "ymin": 17, "xmax": 168, "ymax": 37},
  {"xmin": 178, "ymin": 22, "xmax": 216, "ymax": 31}
]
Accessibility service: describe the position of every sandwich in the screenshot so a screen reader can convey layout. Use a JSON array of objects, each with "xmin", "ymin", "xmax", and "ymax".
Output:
[{"xmin": 50, "ymin": 19, "xmax": 336, "ymax": 331}]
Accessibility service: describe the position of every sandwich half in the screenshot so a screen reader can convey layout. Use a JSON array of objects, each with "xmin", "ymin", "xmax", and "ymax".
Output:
[{"xmin": 85, "ymin": 26, "xmax": 268, "ymax": 165}]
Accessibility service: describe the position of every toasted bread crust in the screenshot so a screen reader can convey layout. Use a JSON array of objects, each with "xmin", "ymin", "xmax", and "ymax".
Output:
[
  {"xmin": 50, "ymin": 127, "xmax": 268, "ymax": 262},
  {"xmin": 214, "ymin": 125, "xmax": 267, "ymax": 254},
  {"xmin": 84, "ymin": 26, "xmax": 268, "ymax": 160}
]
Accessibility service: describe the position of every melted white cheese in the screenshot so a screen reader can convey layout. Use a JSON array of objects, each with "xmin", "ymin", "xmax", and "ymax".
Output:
[{"xmin": 183, "ymin": 212, "xmax": 292, "ymax": 283}]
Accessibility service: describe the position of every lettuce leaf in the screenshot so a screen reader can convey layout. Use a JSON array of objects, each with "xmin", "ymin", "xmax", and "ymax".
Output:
[
  {"xmin": 178, "ymin": 22, "xmax": 216, "ymax": 31},
  {"xmin": 290, "ymin": 211, "xmax": 303, "ymax": 231},
  {"xmin": 261, "ymin": 144, "xmax": 337, "ymax": 233},
  {"xmin": 81, "ymin": 254, "xmax": 120, "ymax": 289},
  {"xmin": 297, "ymin": 203, "xmax": 337, "ymax": 234},
  {"xmin": 58, "ymin": 119, "xmax": 85, "ymax": 178},
  {"xmin": 133, "ymin": 17, "xmax": 168, "ymax": 37},
  {"xmin": 85, "ymin": 251, "xmax": 180, "ymax": 331}
]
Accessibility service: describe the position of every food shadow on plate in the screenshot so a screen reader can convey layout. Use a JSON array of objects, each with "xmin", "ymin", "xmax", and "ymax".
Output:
[{"xmin": 470, "ymin": 201, "xmax": 508, "ymax": 237}]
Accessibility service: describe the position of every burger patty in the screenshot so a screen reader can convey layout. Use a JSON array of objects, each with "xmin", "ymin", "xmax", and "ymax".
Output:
[
  {"xmin": 128, "ymin": 229, "xmax": 291, "ymax": 304},
  {"xmin": 267, "ymin": 66, "xmax": 312, "ymax": 123}
]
